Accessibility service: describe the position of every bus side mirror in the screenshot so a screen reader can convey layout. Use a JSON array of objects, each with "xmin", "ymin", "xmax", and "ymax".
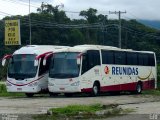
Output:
[
  {"xmin": 43, "ymin": 59, "xmax": 46, "ymax": 66},
  {"xmin": 34, "ymin": 60, "xmax": 39, "ymax": 66},
  {"xmin": 77, "ymin": 58, "xmax": 81, "ymax": 65},
  {"xmin": 2, "ymin": 54, "xmax": 12, "ymax": 66},
  {"xmin": 77, "ymin": 53, "xmax": 82, "ymax": 65},
  {"xmin": 2, "ymin": 59, "xmax": 6, "ymax": 66},
  {"xmin": 43, "ymin": 53, "xmax": 53, "ymax": 66}
]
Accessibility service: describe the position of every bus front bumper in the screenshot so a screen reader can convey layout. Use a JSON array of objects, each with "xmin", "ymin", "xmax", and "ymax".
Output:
[
  {"xmin": 6, "ymin": 85, "xmax": 41, "ymax": 93},
  {"xmin": 48, "ymin": 85, "xmax": 81, "ymax": 93}
]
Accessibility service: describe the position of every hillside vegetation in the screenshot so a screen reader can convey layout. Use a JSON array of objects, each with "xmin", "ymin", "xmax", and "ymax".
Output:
[{"xmin": 0, "ymin": 3, "xmax": 160, "ymax": 80}]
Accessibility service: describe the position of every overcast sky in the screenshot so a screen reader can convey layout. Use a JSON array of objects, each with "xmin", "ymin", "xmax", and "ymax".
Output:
[{"xmin": 0, "ymin": 0, "xmax": 160, "ymax": 20}]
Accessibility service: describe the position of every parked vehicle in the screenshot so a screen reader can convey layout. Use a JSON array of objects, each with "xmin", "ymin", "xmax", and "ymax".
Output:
[
  {"xmin": 48, "ymin": 45, "xmax": 157, "ymax": 96},
  {"xmin": 2, "ymin": 45, "xmax": 67, "ymax": 97}
]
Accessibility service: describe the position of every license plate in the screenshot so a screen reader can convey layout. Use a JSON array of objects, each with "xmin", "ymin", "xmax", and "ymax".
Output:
[
  {"xmin": 60, "ymin": 88, "xmax": 65, "ymax": 90},
  {"xmin": 17, "ymin": 88, "xmax": 22, "ymax": 91}
]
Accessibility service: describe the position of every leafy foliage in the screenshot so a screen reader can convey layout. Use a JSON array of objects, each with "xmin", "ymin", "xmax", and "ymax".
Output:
[
  {"xmin": 0, "ymin": 84, "xmax": 24, "ymax": 97},
  {"xmin": 0, "ymin": 3, "xmax": 160, "ymax": 79}
]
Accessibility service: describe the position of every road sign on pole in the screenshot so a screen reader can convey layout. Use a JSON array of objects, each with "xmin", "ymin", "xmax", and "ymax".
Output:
[{"xmin": 5, "ymin": 20, "xmax": 21, "ymax": 45}]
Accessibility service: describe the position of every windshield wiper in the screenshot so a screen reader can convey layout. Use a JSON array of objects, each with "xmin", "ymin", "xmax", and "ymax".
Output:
[
  {"xmin": 49, "ymin": 73, "xmax": 78, "ymax": 78},
  {"xmin": 9, "ymin": 73, "xmax": 35, "ymax": 80}
]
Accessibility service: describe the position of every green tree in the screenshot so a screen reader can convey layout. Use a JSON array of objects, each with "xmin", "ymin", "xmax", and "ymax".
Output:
[{"xmin": 80, "ymin": 8, "xmax": 98, "ymax": 23}]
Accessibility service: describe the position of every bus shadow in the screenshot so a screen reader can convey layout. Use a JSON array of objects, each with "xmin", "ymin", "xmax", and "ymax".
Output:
[
  {"xmin": 8, "ymin": 91, "xmax": 136, "ymax": 99},
  {"xmin": 48, "ymin": 91, "xmax": 135, "ymax": 98}
]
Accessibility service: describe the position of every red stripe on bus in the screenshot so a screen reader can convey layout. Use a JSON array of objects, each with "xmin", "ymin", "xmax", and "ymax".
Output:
[
  {"xmin": 81, "ymin": 80, "xmax": 155, "ymax": 92},
  {"xmin": 7, "ymin": 76, "xmax": 44, "ymax": 86},
  {"xmin": 35, "ymin": 52, "xmax": 52, "ymax": 60},
  {"xmin": 2, "ymin": 54, "xmax": 12, "ymax": 60}
]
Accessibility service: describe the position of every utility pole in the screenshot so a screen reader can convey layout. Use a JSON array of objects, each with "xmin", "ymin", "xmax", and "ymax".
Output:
[
  {"xmin": 29, "ymin": 0, "xmax": 32, "ymax": 45},
  {"xmin": 103, "ymin": 15, "xmax": 108, "ymax": 45},
  {"xmin": 109, "ymin": 11, "xmax": 126, "ymax": 48},
  {"xmin": 100, "ymin": 15, "xmax": 108, "ymax": 45}
]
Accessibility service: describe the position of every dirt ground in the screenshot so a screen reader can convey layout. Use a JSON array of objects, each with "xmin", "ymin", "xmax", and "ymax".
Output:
[{"xmin": 0, "ymin": 94, "xmax": 160, "ymax": 119}]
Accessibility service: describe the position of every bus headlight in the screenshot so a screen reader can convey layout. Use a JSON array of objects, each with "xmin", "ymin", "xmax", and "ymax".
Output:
[
  {"xmin": 33, "ymin": 82, "xmax": 38, "ymax": 86},
  {"xmin": 6, "ymin": 82, "xmax": 12, "ymax": 86},
  {"xmin": 71, "ymin": 81, "xmax": 80, "ymax": 86},
  {"xmin": 28, "ymin": 84, "xmax": 33, "ymax": 87},
  {"xmin": 48, "ymin": 82, "xmax": 54, "ymax": 86},
  {"xmin": 28, "ymin": 82, "xmax": 38, "ymax": 87}
]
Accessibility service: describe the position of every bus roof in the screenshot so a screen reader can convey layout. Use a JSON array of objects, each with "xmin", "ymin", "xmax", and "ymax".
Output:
[
  {"xmin": 13, "ymin": 45, "xmax": 68, "ymax": 55},
  {"xmin": 52, "ymin": 44, "xmax": 155, "ymax": 54}
]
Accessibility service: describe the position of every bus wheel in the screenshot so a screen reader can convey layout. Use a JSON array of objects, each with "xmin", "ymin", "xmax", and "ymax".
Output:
[
  {"xmin": 64, "ymin": 93, "xmax": 73, "ymax": 97},
  {"xmin": 135, "ymin": 83, "xmax": 142, "ymax": 94},
  {"xmin": 25, "ymin": 93, "xmax": 34, "ymax": 97},
  {"xmin": 91, "ymin": 82, "xmax": 100, "ymax": 97}
]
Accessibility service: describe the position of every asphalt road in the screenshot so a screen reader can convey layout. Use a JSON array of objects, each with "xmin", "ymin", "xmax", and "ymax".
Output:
[
  {"xmin": 0, "ymin": 94, "xmax": 160, "ymax": 119},
  {"xmin": 0, "ymin": 94, "xmax": 160, "ymax": 114}
]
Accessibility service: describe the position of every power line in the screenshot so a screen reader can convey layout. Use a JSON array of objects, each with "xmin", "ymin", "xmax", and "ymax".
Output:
[
  {"xmin": 1, "ymin": 0, "xmax": 39, "ymax": 8},
  {"xmin": 0, "ymin": 9, "xmax": 159, "ymax": 40},
  {"xmin": 121, "ymin": 26, "xmax": 160, "ymax": 39}
]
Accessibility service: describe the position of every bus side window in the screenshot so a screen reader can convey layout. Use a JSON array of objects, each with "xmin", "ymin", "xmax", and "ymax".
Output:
[
  {"xmin": 114, "ymin": 51, "xmax": 126, "ymax": 65},
  {"xmin": 102, "ymin": 50, "xmax": 114, "ymax": 64},
  {"xmin": 127, "ymin": 52, "xmax": 138, "ymax": 65},
  {"xmin": 148, "ymin": 54, "xmax": 155, "ymax": 66},
  {"xmin": 138, "ymin": 53, "xmax": 148, "ymax": 66},
  {"xmin": 143, "ymin": 54, "xmax": 148, "ymax": 66},
  {"xmin": 81, "ymin": 50, "xmax": 100, "ymax": 75},
  {"xmin": 138, "ymin": 53, "xmax": 143, "ymax": 66},
  {"xmin": 87, "ymin": 50, "xmax": 100, "ymax": 69}
]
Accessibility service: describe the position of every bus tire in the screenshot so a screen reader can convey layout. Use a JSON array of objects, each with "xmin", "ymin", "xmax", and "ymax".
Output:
[
  {"xmin": 64, "ymin": 93, "xmax": 73, "ymax": 97},
  {"xmin": 91, "ymin": 82, "xmax": 100, "ymax": 97},
  {"xmin": 25, "ymin": 93, "xmax": 34, "ymax": 97},
  {"xmin": 135, "ymin": 83, "xmax": 142, "ymax": 94}
]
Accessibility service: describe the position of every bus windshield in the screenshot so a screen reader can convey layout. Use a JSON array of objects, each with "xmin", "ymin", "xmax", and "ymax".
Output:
[
  {"xmin": 8, "ymin": 54, "xmax": 37, "ymax": 79},
  {"xmin": 49, "ymin": 52, "xmax": 80, "ymax": 79}
]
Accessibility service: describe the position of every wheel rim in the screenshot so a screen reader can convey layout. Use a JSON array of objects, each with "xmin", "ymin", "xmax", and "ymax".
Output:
[
  {"xmin": 93, "ymin": 85, "xmax": 98, "ymax": 95},
  {"xmin": 137, "ymin": 84, "xmax": 141, "ymax": 93}
]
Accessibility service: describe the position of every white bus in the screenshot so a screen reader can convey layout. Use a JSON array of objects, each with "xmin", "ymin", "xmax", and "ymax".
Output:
[
  {"xmin": 48, "ymin": 45, "xmax": 157, "ymax": 97},
  {"xmin": 2, "ymin": 45, "xmax": 67, "ymax": 97}
]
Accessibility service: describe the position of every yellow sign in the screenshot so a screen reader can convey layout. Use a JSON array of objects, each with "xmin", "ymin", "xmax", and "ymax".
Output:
[{"xmin": 5, "ymin": 20, "xmax": 21, "ymax": 45}]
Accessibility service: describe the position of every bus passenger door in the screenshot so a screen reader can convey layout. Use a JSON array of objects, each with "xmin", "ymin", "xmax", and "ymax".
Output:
[{"xmin": 81, "ymin": 50, "xmax": 101, "ymax": 91}]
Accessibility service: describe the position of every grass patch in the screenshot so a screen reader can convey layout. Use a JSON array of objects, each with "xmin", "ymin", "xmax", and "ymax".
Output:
[
  {"xmin": 142, "ymin": 89, "xmax": 160, "ymax": 96},
  {"xmin": 0, "ymin": 84, "xmax": 24, "ymax": 97},
  {"xmin": 33, "ymin": 104, "xmax": 132, "ymax": 120},
  {"xmin": 51, "ymin": 104, "xmax": 103, "ymax": 116}
]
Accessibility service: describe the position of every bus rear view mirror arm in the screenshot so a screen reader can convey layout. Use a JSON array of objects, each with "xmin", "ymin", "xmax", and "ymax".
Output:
[
  {"xmin": 43, "ymin": 53, "xmax": 53, "ymax": 66},
  {"xmin": 2, "ymin": 54, "xmax": 12, "ymax": 66},
  {"xmin": 77, "ymin": 58, "xmax": 81, "ymax": 65},
  {"xmin": 34, "ymin": 60, "xmax": 39, "ymax": 66},
  {"xmin": 43, "ymin": 59, "xmax": 46, "ymax": 66},
  {"xmin": 2, "ymin": 59, "xmax": 6, "ymax": 66},
  {"xmin": 77, "ymin": 53, "xmax": 83, "ymax": 65}
]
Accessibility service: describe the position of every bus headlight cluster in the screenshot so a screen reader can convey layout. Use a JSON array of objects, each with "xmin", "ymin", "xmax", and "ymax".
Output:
[
  {"xmin": 71, "ymin": 81, "xmax": 80, "ymax": 86},
  {"xmin": 48, "ymin": 82, "xmax": 54, "ymax": 86},
  {"xmin": 6, "ymin": 82, "xmax": 12, "ymax": 86},
  {"xmin": 28, "ymin": 82, "xmax": 38, "ymax": 87}
]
